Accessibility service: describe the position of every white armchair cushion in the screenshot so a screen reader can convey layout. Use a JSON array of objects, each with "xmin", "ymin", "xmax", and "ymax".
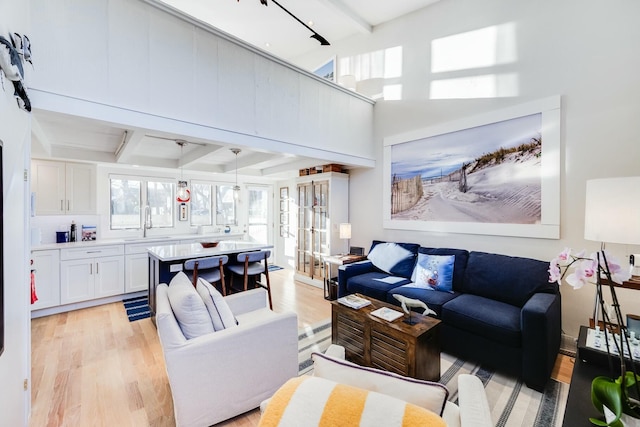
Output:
[
  {"xmin": 166, "ymin": 272, "xmax": 214, "ymax": 339},
  {"xmin": 311, "ymin": 352, "xmax": 449, "ymax": 416},
  {"xmin": 196, "ymin": 278, "xmax": 237, "ymax": 331}
]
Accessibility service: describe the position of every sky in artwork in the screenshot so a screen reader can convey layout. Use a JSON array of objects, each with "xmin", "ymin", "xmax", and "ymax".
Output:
[{"xmin": 391, "ymin": 113, "xmax": 542, "ymax": 180}]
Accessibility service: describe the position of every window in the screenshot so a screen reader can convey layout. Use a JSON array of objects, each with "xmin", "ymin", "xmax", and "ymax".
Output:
[
  {"xmin": 110, "ymin": 178, "xmax": 141, "ymax": 229},
  {"xmin": 216, "ymin": 185, "xmax": 236, "ymax": 225},
  {"xmin": 110, "ymin": 175, "xmax": 174, "ymax": 230},
  {"xmin": 191, "ymin": 181, "xmax": 212, "ymax": 226}
]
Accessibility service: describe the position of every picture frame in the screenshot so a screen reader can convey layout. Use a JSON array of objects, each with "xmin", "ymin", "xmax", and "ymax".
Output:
[
  {"xmin": 312, "ymin": 56, "xmax": 336, "ymax": 83},
  {"xmin": 280, "ymin": 225, "xmax": 288, "ymax": 238},
  {"xmin": 383, "ymin": 96, "xmax": 561, "ymax": 239},
  {"xmin": 279, "ymin": 186, "xmax": 289, "ymax": 199},
  {"xmin": 279, "ymin": 199, "xmax": 288, "ymax": 212},
  {"xmin": 280, "ymin": 212, "xmax": 289, "ymax": 225}
]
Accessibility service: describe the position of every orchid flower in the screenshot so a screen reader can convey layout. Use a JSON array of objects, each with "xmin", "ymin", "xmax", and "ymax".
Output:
[{"xmin": 565, "ymin": 258, "xmax": 597, "ymax": 289}]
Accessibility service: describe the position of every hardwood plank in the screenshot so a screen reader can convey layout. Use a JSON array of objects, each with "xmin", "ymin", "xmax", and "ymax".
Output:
[{"xmin": 30, "ymin": 268, "xmax": 573, "ymax": 426}]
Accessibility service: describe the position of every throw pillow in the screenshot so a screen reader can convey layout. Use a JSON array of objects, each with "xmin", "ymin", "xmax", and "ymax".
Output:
[
  {"xmin": 367, "ymin": 242, "xmax": 415, "ymax": 278},
  {"xmin": 166, "ymin": 271, "xmax": 214, "ymax": 339},
  {"xmin": 259, "ymin": 375, "xmax": 446, "ymax": 427},
  {"xmin": 311, "ymin": 352, "xmax": 449, "ymax": 416},
  {"xmin": 196, "ymin": 278, "xmax": 238, "ymax": 331},
  {"xmin": 411, "ymin": 254, "xmax": 455, "ymax": 293}
]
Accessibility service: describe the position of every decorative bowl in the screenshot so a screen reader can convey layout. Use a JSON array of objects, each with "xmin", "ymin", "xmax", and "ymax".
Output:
[{"xmin": 200, "ymin": 241, "xmax": 220, "ymax": 248}]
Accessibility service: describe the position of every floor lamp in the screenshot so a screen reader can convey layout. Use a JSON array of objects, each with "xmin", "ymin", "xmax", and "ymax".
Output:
[{"xmin": 584, "ymin": 177, "xmax": 640, "ymax": 388}]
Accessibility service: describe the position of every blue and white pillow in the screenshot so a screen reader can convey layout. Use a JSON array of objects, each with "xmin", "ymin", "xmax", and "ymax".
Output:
[
  {"xmin": 367, "ymin": 242, "xmax": 415, "ymax": 277},
  {"xmin": 196, "ymin": 278, "xmax": 238, "ymax": 331},
  {"xmin": 411, "ymin": 254, "xmax": 455, "ymax": 293}
]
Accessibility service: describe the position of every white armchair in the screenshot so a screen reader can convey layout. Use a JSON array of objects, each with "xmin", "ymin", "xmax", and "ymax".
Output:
[{"xmin": 156, "ymin": 284, "xmax": 298, "ymax": 427}]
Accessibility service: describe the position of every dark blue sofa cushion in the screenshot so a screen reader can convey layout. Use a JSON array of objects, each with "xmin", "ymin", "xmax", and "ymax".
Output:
[
  {"xmin": 346, "ymin": 271, "xmax": 411, "ymax": 302},
  {"xmin": 368, "ymin": 240, "xmax": 420, "ymax": 279},
  {"xmin": 386, "ymin": 285, "xmax": 460, "ymax": 317},
  {"xmin": 462, "ymin": 251, "xmax": 557, "ymax": 307},
  {"xmin": 442, "ymin": 294, "xmax": 522, "ymax": 348},
  {"xmin": 416, "ymin": 248, "xmax": 469, "ymax": 292}
]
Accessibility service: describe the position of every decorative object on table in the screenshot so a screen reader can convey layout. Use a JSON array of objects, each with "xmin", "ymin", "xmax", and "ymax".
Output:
[
  {"xmin": 548, "ymin": 176, "xmax": 640, "ymax": 426},
  {"xmin": 392, "ymin": 294, "xmax": 436, "ymax": 325},
  {"xmin": 337, "ymin": 294, "xmax": 370, "ymax": 309},
  {"xmin": 200, "ymin": 241, "xmax": 219, "ymax": 248},
  {"xmin": 81, "ymin": 225, "xmax": 96, "ymax": 241},
  {"xmin": 339, "ymin": 223, "xmax": 351, "ymax": 254},
  {"xmin": 370, "ymin": 306, "xmax": 404, "ymax": 322}
]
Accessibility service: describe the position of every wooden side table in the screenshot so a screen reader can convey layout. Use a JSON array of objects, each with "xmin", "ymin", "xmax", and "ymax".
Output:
[
  {"xmin": 331, "ymin": 295, "xmax": 441, "ymax": 381},
  {"xmin": 322, "ymin": 254, "xmax": 367, "ymax": 300}
]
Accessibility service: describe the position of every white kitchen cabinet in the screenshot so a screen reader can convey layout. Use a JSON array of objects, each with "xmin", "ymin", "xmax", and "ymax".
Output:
[
  {"xmin": 60, "ymin": 245, "xmax": 125, "ymax": 304},
  {"xmin": 31, "ymin": 160, "xmax": 96, "ymax": 215},
  {"xmin": 125, "ymin": 242, "xmax": 153, "ymax": 293},
  {"xmin": 31, "ymin": 249, "xmax": 60, "ymax": 310}
]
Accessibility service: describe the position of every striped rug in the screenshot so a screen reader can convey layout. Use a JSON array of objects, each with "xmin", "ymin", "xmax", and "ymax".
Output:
[
  {"xmin": 123, "ymin": 296, "xmax": 151, "ymax": 322},
  {"xmin": 297, "ymin": 318, "xmax": 568, "ymax": 426}
]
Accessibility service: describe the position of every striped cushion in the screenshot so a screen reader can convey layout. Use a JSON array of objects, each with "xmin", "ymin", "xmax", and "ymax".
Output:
[
  {"xmin": 259, "ymin": 376, "xmax": 445, "ymax": 427},
  {"xmin": 196, "ymin": 278, "xmax": 237, "ymax": 331}
]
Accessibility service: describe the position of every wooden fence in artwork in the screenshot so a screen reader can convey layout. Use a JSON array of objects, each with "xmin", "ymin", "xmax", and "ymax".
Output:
[{"xmin": 391, "ymin": 175, "xmax": 424, "ymax": 214}]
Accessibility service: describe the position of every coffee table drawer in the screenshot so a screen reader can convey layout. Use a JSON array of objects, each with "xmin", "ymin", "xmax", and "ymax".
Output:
[
  {"xmin": 371, "ymin": 329, "xmax": 410, "ymax": 376},
  {"xmin": 334, "ymin": 310, "xmax": 366, "ymax": 363}
]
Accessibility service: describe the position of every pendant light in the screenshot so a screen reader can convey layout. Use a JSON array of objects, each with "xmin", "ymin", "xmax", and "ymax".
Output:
[
  {"xmin": 176, "ymin": 140, "xmax": 190, "ymax": 202},
  {"xmin": 230, "ymin": 148, "xmax": 241, "ymax": 200}
]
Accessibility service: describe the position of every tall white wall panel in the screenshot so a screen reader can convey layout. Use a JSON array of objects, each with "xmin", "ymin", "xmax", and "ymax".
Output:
[{"xmin": 29, "ymin": 0, "xmax": 374, "ymax": 162}]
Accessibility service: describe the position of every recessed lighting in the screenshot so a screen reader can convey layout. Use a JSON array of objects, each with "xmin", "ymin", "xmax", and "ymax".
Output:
[
  {"xmin": 307, "ymin": 20, "xmax": 314, "ymax": 27},
  {"xmin": 265, "ymin": 42, "xmax": 271, "ymax": 48}
]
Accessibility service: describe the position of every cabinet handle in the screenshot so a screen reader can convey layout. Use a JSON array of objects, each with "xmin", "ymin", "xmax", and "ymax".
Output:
[
  {"xmin": 86, "ymin": 251, "xmax": 102, "ymax": 254},
  {"xmin": 90, "ymin": 264, "xmax": 92, "ymax": 275},
  {"xmin": 67, "ymin": 200, "xmax": 70, "ymax": 211},
  {"xmin": 96, "ymin": 263, "xmax": 99, "ymax": 274},
  {"xmin": 60, "ymin": 200, "xmax": 64, "ymax": 211}
]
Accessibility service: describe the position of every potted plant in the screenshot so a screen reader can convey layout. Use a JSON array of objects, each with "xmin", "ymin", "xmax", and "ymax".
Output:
[{"xmin": 550, "ymin": 248, "xmax": 640, "ymax": 426}]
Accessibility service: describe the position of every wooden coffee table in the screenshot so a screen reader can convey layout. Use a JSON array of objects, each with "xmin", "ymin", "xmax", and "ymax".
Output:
[{"xmin": 331, "ymin": 294, "xmax": 441, "ymax": 381}]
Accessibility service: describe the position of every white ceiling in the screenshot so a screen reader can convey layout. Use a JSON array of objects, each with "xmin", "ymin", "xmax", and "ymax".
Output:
[{"xmin": 32, "ymin": 0, "xmax": 440, "ymax": 179}]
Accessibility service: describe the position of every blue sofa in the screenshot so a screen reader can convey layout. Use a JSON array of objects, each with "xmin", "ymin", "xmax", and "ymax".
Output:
[{"xmin": 337, "ymin": 240, "xmax": 561, "ymax": 392}]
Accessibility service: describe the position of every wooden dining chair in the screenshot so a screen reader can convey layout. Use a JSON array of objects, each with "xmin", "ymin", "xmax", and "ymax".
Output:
[
  {"xmin": 183, "ymin": 255, "xmax": 229, "ymax": 295},
  {"xmin": 227, "ymin": 250, "xmax": 273, "ymax": 309}
]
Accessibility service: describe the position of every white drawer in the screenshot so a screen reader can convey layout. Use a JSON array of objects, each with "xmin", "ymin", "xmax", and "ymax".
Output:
[
  {"xmin": 125, "ymin": 241, "xmax": 173, "ymax": 254},
  {"xmin": 60, "ymin": 245, "xmax": 124, "ymax": 260}
]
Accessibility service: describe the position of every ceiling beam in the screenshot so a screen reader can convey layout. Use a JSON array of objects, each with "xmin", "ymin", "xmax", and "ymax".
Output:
[
  {"xmin": 115, "ymin": 130, "xmax": 145, "ymax": 164},
  {"xmin": 223, "ymin": 152, "xmax": 276, "ymax": 173},
  {"xmin": 179, "ymin": 144, "xmax": 224, "ymax": 168},
  {"xmin": 31, "ymin": 116, "xmax": 53, "ymax": 157},
  {"xmin": 320, "ymin": 0, "xmax": 372, "ymax": 34}
]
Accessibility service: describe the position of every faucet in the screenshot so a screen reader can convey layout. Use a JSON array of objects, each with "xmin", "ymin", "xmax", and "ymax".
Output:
[{"xmin": 143, "ymin": 205, "xmax": 152, "ymax": 237}]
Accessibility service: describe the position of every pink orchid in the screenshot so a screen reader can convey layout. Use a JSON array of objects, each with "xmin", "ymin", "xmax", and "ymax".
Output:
[
  {"xmin": 565, "ymin": 258, "xmax": 597, "ymax": 289},
  {"xmin": 556, "ymin": 248, "xmax": 572, "ymax": 265},
  {"xmin": 548, "ymin": 259, "xmax": 562, "ymax": 284},
  {"xmin": 597, "ymin": 250, "xmax": 631, "ymax": 284}
]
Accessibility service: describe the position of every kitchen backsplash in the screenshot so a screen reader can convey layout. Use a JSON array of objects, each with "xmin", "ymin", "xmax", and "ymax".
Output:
[{"xmin": 31, "ymin": 215, "xmax": 100, "ymax": 245}]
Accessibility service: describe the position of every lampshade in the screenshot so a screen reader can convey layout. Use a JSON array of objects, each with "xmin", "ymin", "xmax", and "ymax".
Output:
[
  {"xmin": 339, "ymin": 223, "xmax": 351, "ymax": 239},
  {"xmin": 584, "ymin": 177, "xmax": 640, "ymax": 245}
]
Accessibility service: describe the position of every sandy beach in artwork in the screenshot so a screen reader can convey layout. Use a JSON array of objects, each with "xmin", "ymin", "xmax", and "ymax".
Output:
[{"xmin": 392, "ymin": 149, "xmax": 541, "ymax": 224}]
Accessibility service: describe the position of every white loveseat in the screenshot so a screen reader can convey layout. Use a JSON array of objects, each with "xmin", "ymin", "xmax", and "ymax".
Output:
[{"xmin": 156, "ymin": 282, "xmax": 298, "ymax": 427}]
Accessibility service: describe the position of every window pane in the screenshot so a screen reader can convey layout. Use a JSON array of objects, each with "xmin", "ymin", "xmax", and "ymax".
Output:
[
  {"xmin": 191, "ymin": 182, "xmax": 212, "ymax": 226},
  {"xmin": 147, "ymin": 181, "xmax": 174, "ymax": 228},
  {"xmin": 216, "ymin": 185, "xmax": 236, "ymax": 225},
  {"xmin": 110, "ymin": 178, "xmax": 141, "ymax": 229}
]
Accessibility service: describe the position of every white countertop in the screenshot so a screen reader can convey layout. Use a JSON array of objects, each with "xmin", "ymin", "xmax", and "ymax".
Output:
[
  {"xmin": 147, "ymin": 241, "xmax": 273, "ymax": 262},
  {"xmin": 31, "ymin": 233, "xmax": 244, "ymax": 251}
]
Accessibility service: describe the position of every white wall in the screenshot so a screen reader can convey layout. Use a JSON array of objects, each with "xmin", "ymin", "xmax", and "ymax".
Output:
[
  {"xmin": 294, "ymin": 0, "xmax": 640, "ymax": 339},
  {"xmin": 29, "ymin": 0, "xmax": 375, "ymax": 166},
  {"xmin": 0, "ymin": 1, "xmax": 32, "ymax": 425}
]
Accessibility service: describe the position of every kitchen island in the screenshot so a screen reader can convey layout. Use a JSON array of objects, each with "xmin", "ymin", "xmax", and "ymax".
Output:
[{"xmin": 147, "ymin": 240, "xmax": 273, "ymax": 322}]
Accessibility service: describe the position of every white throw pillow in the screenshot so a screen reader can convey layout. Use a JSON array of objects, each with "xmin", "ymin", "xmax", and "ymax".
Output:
[
  {"xmin": 311, "ymin": 352, "xmax": 449, "ymax": 416},
  {"xmin": 166, "ymin": 272, "xmax": 214, "ymax": 339},
  {"xmin": 196, "ymin": 278, "xmax": 238, "ymax": 331},
  {"xmin": 367, "ymin": 242, "xmax": 413, "ymax": 275}
]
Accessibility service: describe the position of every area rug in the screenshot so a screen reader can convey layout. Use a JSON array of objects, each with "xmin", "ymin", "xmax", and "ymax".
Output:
[
  {"xmin": 268, "ymin": 265, "xmax": 284, "ymax": 272},
  {"xmin": 123, "ymin": 296, "xmax": 150, "ymax": 322},
  {"xmin": 297, "ymin": 318, "xmax": 568, "ymax": 426}
]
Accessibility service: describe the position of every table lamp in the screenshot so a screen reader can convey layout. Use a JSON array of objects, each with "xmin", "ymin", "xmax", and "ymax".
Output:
[{"xmin": 339, "ymin": 223, "xmax": 351, "ymax": 255}]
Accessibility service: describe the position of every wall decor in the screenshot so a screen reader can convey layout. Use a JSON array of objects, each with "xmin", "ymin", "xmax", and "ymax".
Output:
[
  {"xmin": 279, "ymin": 199, "xmax": 288, "ymax": 212},
  {"xmin": 280, "ymin": 225, "xmax": 288, "ymax": 238},
  {"xmin": 279, "ymin": 186, "xmax": 288, "ymax": 199},
  {"xmin": 383, "ymin": 96, "xmax": 560, "ymax": 239},
  {"xmin": 280, "ymin": 212, "xmax": 289, "ymax": 225},
  {"xmin": 312, "ymin": 56, "xmax": 336, "ymax": 82}
]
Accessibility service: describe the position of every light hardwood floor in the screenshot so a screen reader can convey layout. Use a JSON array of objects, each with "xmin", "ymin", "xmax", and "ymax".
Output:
[{"xmin": 30, "ymin": 269, "xmax": 572, "ymax": 426}]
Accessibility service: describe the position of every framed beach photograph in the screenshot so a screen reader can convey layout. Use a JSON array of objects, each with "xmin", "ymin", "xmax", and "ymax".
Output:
[
  {"xmin": 312, "ymin": 56, "xmax": 336, "ymax": 82},
  {"xmin": 382, "ymin": 96, "xmax": 561, "ymax": 239}
]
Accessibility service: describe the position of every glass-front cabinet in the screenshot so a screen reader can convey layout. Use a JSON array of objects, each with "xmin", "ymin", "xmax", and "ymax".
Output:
[{"xmin": 295, "ymin": 172, "xmax": 349, "ymax": 287}]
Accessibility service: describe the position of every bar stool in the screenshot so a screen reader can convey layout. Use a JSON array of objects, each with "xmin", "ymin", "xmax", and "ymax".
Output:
[
  {"xmin": 183, "ymin": 255, "xmax": 229, "ymax": 295},
  {"xmin": 227, "ymin": 250, "xmax": 273, "ymax": 309}
]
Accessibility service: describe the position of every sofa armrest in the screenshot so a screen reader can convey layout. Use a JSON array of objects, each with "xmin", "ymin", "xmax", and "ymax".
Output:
[
  {"xmin": 337, "ymin": 260, "xmax": 374, "ymax": 297},
  {"xmin": 225, "ymin": 288, "xmax": 268, "ymax": 315},
  {"xmin": 521, "ymin": 292, "xmax": 562, "ymax": 391},
  {"xmin": 458, "ymin": 374, "xmax": 492, "ymax": 427}
]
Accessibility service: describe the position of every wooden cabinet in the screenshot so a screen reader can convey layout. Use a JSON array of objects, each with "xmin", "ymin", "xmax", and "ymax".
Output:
[
  {"xmin": 60, "ymin": 245, "xmax": 124, "ymax": 304},
  {"xmin": 31, "ymin": 160, "xmax": 96, "ymax": 215},
  {"xmin": 31, "ymin": 249, "xmax": 60, "ymax": 310},
  {"xmin": 295, "ymin": 172, "xmax": 349, "ymax": 287}
]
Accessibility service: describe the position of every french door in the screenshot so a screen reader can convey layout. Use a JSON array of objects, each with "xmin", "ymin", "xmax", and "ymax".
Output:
[{"xmin": 246, "ymin": 185, "xmax": 272, "ymax": 247}]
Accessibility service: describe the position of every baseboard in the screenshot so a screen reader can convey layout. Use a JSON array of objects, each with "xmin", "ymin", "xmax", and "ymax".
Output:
[{"xmin": 560, "ymin": 332, "xmax": 577, "ymax": 357}]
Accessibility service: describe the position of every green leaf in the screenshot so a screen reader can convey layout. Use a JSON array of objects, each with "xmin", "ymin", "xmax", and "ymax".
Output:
[{"xmin": 591, "ymin": 376, "xmax": 623, "ymax": 426}]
